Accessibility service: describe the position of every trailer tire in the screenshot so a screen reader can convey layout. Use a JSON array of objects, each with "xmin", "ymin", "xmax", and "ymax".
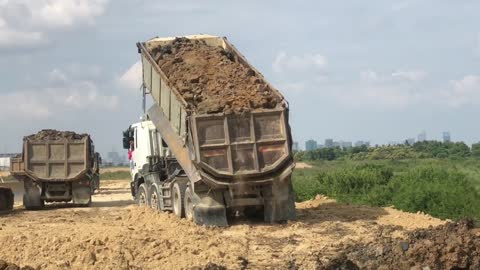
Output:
[
  {"xmin": 172, "ymin": 182, "xmax": 186, "ymax": 218},
  {"xmin": 149, "ymin": 185, "xmax": 161, "ymax": 211},
  {"xmin": 184, "ymin": 186, "xmax": 194, "ymax": 221},
  {"xmin": 136, "ymin": 184, "xmax": 148, "ymax": 207},
  {"xmin": 23, "ymin": 193, "xmax": 44, "ymax": 210}
]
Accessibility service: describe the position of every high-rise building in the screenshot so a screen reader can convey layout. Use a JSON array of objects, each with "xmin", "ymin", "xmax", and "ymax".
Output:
[
  {"xmin": 305, "ymin": 140, "xmax": 318, "ymax": 151},
  {"xmin": 406, "ymin": 138, "xmax": 415, "ymax": 145},
  {"xmin": 417, "ymin": 131, "xmax": 426, "ymax": 142},
  {"xmin": 292, "ymin": 142, "xmax": 299, "ymax": 151},
  {"xmin": 341, "ymin": 141, "xmax": 352, "ymax": 149},
  {"xmin": 354, "ymin": 141, "xmax": 370, "ymax": 147},
  {"xmin": 325, "ymin": 139, "xmax": 334, "ymax": 148},
  {"xmin": 442, "ymin": 132, "xmax": 451, "ymax": 143}
]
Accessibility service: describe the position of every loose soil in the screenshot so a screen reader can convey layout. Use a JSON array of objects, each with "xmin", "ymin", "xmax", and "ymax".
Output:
[
  {"xmin": 146, "ymin": 37, "xmax": 282, "ymax": 114},
  {"xmin": 2, "ymin": 182, "xmax": 470, "ymax": 270},
  {"xmin": 25, "ymin": 130, "xmax": 88, "ymax": 141}
]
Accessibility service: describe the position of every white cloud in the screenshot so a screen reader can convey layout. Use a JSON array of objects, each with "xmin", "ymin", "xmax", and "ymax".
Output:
[
  {"xmin": 391, "ymin": 70, "xmax": 427, "ymax": 82},
  {"xmin": 0, "ymin": 0, "xmax": 108, "ymax": 48},
  {"xmin": 272, "ymin": 51, "xmax": 327, "ymax": 73},
  {"xmin": 117, "ymin": 61, "xmax": 142, "ymax": 91},
  {"xmin": 0, "ymin": 91, "xmax": 52, "ymax": 119},
  {"xmin": 445, "ymin": 75, "xmax": 480, "ymax": 107}
]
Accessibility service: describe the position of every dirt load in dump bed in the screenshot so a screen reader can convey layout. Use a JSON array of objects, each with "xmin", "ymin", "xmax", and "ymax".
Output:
[
  {"xmin": 147, "ymin": 37, "xmax": 281, "ymax": 114},
  {"xmin": 25, "ymin": 129, "xmax": 88, "ymax": 141},
  {"xmin": 322, "ymin": 219, "xmax": 480, "ymax": 270}
]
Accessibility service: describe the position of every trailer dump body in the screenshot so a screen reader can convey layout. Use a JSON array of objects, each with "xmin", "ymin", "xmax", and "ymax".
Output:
[
  {"xmin": 133, "ymin": 35, "xmax": 295, "ymax": 226},
  {"xmin": 10, "ymin": 130, "xmax": 100, "ymax": 209}
]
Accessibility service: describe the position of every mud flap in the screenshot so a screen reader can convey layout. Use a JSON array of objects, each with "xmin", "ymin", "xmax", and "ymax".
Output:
[
  {"xmin": 72, "ymin": 183, "xmax": 92, "ymax": 206},
  {"xmin": 263, "ymin": 176, "xmax": 296, "ymax": 223},
  {"xmin": 192, "ymin": 189, "xmax": 228, "ymax": 227},
  {"xmin": 23, "ymin": 180, "xmax": 43, "ymax": 210}
]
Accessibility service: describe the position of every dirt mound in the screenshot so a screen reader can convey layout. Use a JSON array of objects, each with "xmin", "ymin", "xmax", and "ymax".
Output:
[
  {"xmin": 328, "ymin": 219, "xmax": 480, "ymax": 270},
  {"xmin": 147, "ymin": 37, "xmax": 281, "ymax": 114},
  {"xmin": 0, "ymin": 259, "xmax": 34, "ymax": 270},
  {"xmin": 25, "ymin": 129, "xmax": 88, "ymax": 141}
]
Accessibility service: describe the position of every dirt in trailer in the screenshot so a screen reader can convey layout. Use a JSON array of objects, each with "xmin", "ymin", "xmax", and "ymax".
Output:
[
  {"xmin": 24, "ymin": 129, "xmax": 88, "ymax": 141},
  {"xmin": 3, "ymin": 180, "xmax": 478, "ymax": 270},
  {"xmin": 146, "ymin": 37, "xmax": 282, "ymax": 115}
]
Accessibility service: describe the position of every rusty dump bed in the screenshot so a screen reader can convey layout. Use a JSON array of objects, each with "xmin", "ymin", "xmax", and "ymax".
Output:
[
  {"xmin": 10, "ymin": 131, "xmax": 93, "ymax": 182},
  {"xmin": 139, "ymin": 35, "xmax": 293, "ymax": 182}
]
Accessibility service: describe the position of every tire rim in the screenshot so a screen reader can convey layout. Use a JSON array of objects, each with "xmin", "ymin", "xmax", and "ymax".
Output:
[
  {"xmin": 139, "ymin": 191, "xmax": 146, "ymax": 206},
  {"xmin": 185, "ymin": 193, "xmax": 193, "ymax": 220},
  {"xmin": 173, "ymin": 188, "xmax": 179, "ymax": 215},
  {"xmin": 151, "ymin": 191, "xmax": 158, "ymax": 210}
]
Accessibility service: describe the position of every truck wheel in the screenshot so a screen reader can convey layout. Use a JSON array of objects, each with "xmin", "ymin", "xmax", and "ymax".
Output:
[
  {"xmin": 149, "ymin": 186, "xmax": 161, "ymax": 211},
  {"xmin": 172, "ymin": 182, "xmax": 185, "ymax": 218},
  {"xmin": 23, "ymin": 193, "xmax": 44, "ymax": 210},
  {"xmin": 136, "ymin": 184, "xmax": 148, "ymax": 207},
  {"xmin": 184, "ymin": 186, "xmax": 194, "ymax": 221}
]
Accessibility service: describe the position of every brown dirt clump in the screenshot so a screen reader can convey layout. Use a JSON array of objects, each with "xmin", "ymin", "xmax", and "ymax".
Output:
[
  {"xmin": 25, "ymin": 129, "xmax": 88, "ymax": 141},
  {"xmin": 0, "ymin": 259, "xmax": 34, "ymax": 270},
  {"xmin": 327, "ymin": 219, "xmax": 480, "ymax": 270},
  {"xmin": 147, "ymin": 37, "xmax": 281, "ymax": 114}
]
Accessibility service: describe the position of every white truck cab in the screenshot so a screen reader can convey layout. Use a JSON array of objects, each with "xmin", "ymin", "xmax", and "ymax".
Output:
[{"xmin": 128, "ymin": 120, "xmax": 169, "ymax": 183}]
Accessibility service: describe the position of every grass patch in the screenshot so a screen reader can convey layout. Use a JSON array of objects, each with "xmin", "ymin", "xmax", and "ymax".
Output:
[
  {"xmin": 101, "ymin": 171, "xmax": 131, "ymax": 180},
  {"xmin": 293, "ymin": 159, "xmax": 480, "ymax": 222}
]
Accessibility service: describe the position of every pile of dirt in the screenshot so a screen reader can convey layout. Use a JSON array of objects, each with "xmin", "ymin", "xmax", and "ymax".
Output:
[
  {"xmin": 146, "ymin": 37, "xmax": 281, "ymax": 114},
  {"xmin": 25, "ymin": 129, "xmax": 88, "ymax": 141},
  {"xmin": 326, "ymin": 219, "xmax": 480, "ymax": 270},
  {"xmin": 0, "ymin": 259, "xmax": 34, "ymax": 270}
]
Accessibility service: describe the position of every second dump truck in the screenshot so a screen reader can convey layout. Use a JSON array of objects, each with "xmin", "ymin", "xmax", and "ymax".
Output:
[
  {"xmin": 125, "ymin": 35, "xmax": 295, "ymax": 226},
  {"xmin": 10, "ymin": 130, "xmax": 101, "ymax": 209}
]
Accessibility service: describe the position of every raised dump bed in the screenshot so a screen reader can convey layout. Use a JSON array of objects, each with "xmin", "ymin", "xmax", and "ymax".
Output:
[
  {"xmin": 10, "ymin": 130, "xmax": 101, "ymax": 209},
  {"xmin": 128, "ymin": 35, "xmax": 295, "ymax": 226}
]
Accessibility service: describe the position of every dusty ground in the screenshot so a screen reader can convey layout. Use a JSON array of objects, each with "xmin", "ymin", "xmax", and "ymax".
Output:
[
  {"xmin": 147, "ymin": 37, "xmax": 282, "ymax": 114},
  {"xmin": 1, "ymin": 179, "xmax": 465, "ymax": 270},
  {"xmin": 295, "ymin": 162, "xmax": 313, "ymax": 169}
]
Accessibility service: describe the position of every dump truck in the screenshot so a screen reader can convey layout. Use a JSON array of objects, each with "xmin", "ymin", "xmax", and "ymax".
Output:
[
  {"xmin": 124, "ymin": 35, "xmax": 295, "ymax": 226},
  {"xmin": 10, "ymin": 130, "xmax": 101, "ymax": 209},
  {"xmin": 0, "ymin": 187, "xmax": 14, "ymax": 213}
]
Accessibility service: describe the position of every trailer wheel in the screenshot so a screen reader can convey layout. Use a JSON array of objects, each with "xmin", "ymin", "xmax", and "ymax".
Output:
[
  {"xmin": 172, "ymin": 182, "xmax": 185, "ymax": 218},
  {"xmin": 23, "ymin": 193, "xmax": 44, "ymax": 210},
  {"xmin": 149, "ymin": 185, "xmax": 161, "ymax": 211},
  {"xmin": 136, "ymin": 184, "xmax": 148, "ymax": 207},
  {"xmin": 184, "ymin": 186, "xmax": 194, "ymax": 221}
]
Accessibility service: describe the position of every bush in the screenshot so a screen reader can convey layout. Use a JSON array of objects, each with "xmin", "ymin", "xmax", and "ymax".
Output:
[{"xmin": 292, "ymin": 162, "xmax": 480, "ymax": 222}]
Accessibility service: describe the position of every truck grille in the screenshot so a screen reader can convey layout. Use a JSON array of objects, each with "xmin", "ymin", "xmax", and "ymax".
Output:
[{"xmin": 195, "ymin": 110, "xmax": 289, "ymax": 175}]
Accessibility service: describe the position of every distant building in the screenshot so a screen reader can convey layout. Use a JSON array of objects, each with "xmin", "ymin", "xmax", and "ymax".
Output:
[
  {"xmin": 417, "ymin": 131, "xmax": 426, "ymax": 142},
  {"xmin": 341, "ymin": 141, "xmax": 352, "ymax": 149},
  {"xmin": 106, "ymin": 151, "xmax": 127, "ymax": 166},
  {"xmin": 442, "ymin": 132, "xmax": 451, "ymax": 143},
  {"xmin": 0, "ymin": 153, "xmax": 19, "ymax": 170},
  {"xmin": 406, "ymin": 138, "xmax": 415, "ymax": 145},
  {"xmin": 292, "ymin": 142, "xmax": 299, "ymax": 151},
  {"xmin": 305, "ymin": 140, "xmax": 318, "ymax": 151},
  {"xmin": 325, "ymin": 139, "xmax": 334, "ymax": 148},
  {"xmin": 355, "ymin": 141, "xmax": 370, "ymax": 147}
]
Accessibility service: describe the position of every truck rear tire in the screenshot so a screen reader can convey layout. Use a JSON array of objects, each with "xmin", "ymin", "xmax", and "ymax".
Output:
[
  {"xmin": 149, "ymin": 185, "xmax": 161, "ymax": 211},
  {"xmin": 136, "ymin": 184, "xmax": 148, "ymax": 207},
  {"xmin": 172, "ymin": 182, "xmax": 186, "ymax": 218},
  {"xmin": 184, "ymin": 186, "xmax": 194, "ymax": 221}
]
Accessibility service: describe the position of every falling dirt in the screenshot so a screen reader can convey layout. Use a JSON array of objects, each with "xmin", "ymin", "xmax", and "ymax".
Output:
[
  {"xmin": 146, "ymin": 37, "xmax": 281, "ymax": 114},
  {"xmin": 24, "ymin": 130, "xmax": 88, "ymax": 141},
  {"xmin": 1, "ymin": 181, "xmax": 462, "ymax": 270}
]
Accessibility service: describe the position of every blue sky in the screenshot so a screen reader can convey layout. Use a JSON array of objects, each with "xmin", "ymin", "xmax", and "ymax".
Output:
[{"xmin": 0, "ymin": 0, "xmax": 479, "ymax": 155}]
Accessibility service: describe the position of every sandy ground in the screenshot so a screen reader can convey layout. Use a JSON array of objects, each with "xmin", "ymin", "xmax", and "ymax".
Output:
[
  {"xmin": 0, "ymin": 179, "xmax": 449, "ymax": 270},
  {"xmin": 295, "ymin": 162, "xmax": 313, "ymax": 169}
]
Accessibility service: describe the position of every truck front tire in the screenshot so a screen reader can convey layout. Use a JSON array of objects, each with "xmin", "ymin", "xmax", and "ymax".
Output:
[{"xmin": 136, "ymin": 184, "xmax": 148, "ymax": 207}]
